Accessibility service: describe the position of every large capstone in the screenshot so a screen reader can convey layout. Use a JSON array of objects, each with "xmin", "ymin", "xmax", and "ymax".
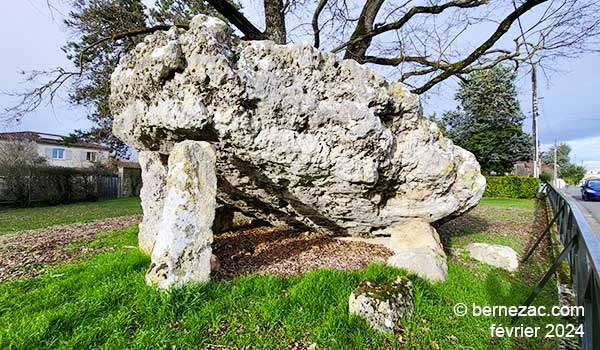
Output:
[
  {"xmin": 146, "ymin": 140, "xmax": 216, "ymax": 289},
  {"xmin": 110, "ymin": 15, "xmax": 485, "ymax": 239}
]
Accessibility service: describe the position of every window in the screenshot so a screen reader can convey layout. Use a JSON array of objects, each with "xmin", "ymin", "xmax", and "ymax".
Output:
[
  {"xmin": 52, "ymin": 148, "xmax": 64, "ymax": 159},
  {"xmin": 86, "ymin": 152, "xmax": 97, "ymax": 162}
]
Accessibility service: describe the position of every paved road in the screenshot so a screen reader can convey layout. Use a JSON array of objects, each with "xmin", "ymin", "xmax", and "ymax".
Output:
[
  {"xmin": 563, "ymin": 186, "xmax": 600, "ymax": 239},
  {"xmin": 564, "ymin": 186, "xmax": 600, "ymax": 221}
]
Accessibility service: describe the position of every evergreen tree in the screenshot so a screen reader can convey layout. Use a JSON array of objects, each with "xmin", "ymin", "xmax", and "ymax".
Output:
[
  {"xmin": 64, "ymin": 0, "xmax": 148, "ymax": 158},
  {"xmin": 540, "ymin": 143, "xmax": 571, "ymax": 169},
  {"xmin": 541, "ymin": 143, "xmax": 586, "ymax": 184},
  {"xmin": 440, "ymin": 65, "xmax": 532, "ymax": 174},
  {"xmin": 64, "ymin": 0, "xmax": 213, "ymax": 158},
  {"xmin": 149, "ymin": 0, "xmax": 217, "ymax": 25}
]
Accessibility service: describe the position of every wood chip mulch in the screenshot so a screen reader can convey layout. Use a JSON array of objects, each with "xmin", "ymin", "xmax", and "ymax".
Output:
[
  {"xmin": 0, "ymin": 201, "xmax": 551, "ymax": 285},
  {"xmin": 0, "ymin": 216, "xmax": 393, "ymax": 283},
  {"xmin": 0, "ymin": 215, "xmax": 142, "ymax": 282},
  {"xmin": 212, "ymin": 225, "xmax": 393, "ymax": 281}
]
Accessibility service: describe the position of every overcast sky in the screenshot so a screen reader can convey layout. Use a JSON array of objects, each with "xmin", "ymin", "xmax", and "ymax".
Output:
[{"xmin": 1, "ymin": 1, "xmax": 599, "ymax": 170}]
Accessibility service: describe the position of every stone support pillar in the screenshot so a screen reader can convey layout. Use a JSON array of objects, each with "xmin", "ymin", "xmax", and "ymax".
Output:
[{"xmin": 146, "ymin": 141, "xmax": 217, "ymax": 289}]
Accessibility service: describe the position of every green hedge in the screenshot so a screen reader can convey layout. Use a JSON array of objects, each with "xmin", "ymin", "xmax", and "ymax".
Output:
[{"xmin": 483, "ymin": 176, "xmax": 540, "ymax": 199}]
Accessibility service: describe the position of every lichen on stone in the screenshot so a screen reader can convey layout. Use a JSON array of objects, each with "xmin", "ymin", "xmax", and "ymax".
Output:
[
  {"xmin": 110, "ymin": 14, "xmax": 486, "ymax": 239},
  {"xmin": 349, "ymin": 276, "xmax": 415, "ymax": 334}
]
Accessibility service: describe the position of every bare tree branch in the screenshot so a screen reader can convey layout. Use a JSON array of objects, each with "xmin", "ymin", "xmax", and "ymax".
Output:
[
  {"xmin": 343, "ymin": 0, "xmax": 385, "ymax": 61},
  {"xmin": 364, "ymin": 55, "xmax": 443, "ymax": 67},
  {"xmin": 412, "ymin": 0, "xmax": 548, "ymax": 94},
  {"xmin": 2, "ymin": 69, "xmax": 78, "ymax": 124},
  {"xmin": 2, "ymin": 23, "xmax": 190, "ymax": 124},
  {"xmin": 332, "ymin": 0, "xmax": 486, "ymax": 55},
  {"xmin": 312, "ymin": 0, "xmax": 329, "ymax": 48}
]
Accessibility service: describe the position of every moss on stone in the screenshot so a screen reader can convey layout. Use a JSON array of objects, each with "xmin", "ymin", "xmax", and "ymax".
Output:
[{"xmin": 354, "ymin": 276, "xmax": 413, "ymax": 303}]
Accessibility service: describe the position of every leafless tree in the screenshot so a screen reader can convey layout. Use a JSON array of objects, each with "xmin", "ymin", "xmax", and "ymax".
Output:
[
  {"xmin": 0, "ymin": 139, "xmax": 46, "ymax": 173},
  {"xmin": 0, "ymin": 139, "xmax": 47, "ymax": 205},
  {"xmin": 3, "ymin": 0, "xmax": 600, "ymax": 123},
  {"xmin": 242, "ymin": 0, "xmax": 600, "ymax": 93}
]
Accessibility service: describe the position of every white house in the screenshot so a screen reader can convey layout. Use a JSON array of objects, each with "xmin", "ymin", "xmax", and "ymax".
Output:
[{"xmin": 0, "ymin": 131, "xmax": 110, "ymax": 168}]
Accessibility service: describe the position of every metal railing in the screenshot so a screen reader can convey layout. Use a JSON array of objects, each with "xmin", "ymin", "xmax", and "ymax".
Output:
[{"xmin": 545, "ymin": 183, "xmax": 600, "ymax": 349}]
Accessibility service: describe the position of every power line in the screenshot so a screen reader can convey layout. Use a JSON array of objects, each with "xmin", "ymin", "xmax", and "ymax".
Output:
[
  {"xmin": 542, "ymin": 116, "xmax": 600, "ymax": 121},
  {"xmin": 538, "ymin": 98, "xmax": 556, "ymax": 142}
]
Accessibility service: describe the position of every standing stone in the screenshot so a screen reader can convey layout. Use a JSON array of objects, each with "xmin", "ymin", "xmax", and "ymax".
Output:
[
  {"xmin": 138, "ymin": 151, "xmax": 168, "ymax": 254},
  {"xmin": 380, "ymin": 220, "xmax": 448, "ymax": 282},
  {"xmin": 138, "ymin": 155, "xmax": 233, "ymax": 254},
  {"xmin": 339, "ymin": 221, "xmax": 448, "ymax": 282},
  {"xmin": 146, "ymin": 141, "xmax": 217, "ymax": 289}
]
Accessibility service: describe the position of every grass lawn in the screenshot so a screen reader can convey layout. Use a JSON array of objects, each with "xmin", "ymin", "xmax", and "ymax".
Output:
[
  {"xmin": 479, "ymin": 197, "xmax": 536, "ymax": 209},
  {"xmin": 0, "ymin": 197, "xmax": 142, "ymax": 235},
  {"xmin": 441, "ymin": 198, "xmax": 544, "ymax": 256},
  {"xmin": 0, "ymin": 198, "xmax": 562, "ymax": 350}
]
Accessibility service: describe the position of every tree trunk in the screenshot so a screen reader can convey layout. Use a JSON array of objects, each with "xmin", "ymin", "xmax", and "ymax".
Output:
[
  {"xmin": 343, "ymin": 0, "xmax": 384, "ymax": 62},
  {"xmin": 205, "ymin": 0, "xmax": 265, "ymax": 40},
  {"xmin": 26, "ymin": 169, "xmax": 31, "ymax": 208},
  {"xmin": 264, "ymin": 0, "xmax": 286, "ymax": 44}
]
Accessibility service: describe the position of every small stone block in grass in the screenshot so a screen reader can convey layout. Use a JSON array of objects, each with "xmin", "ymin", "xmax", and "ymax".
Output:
[
  {"xmin": 462, "ymin": 242, "xmax": 519, "ymax": 272},
  {"xmin": 348, "ymin": 276, "xmax": 414, "ymax": 334}
]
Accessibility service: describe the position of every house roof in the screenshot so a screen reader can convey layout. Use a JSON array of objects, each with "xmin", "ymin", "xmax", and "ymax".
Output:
[
  {"xmin": 116, "ymin": 160, "xmax": 141, "ymax": 169},
  {"xmin": 0, "ymin": 131, "xmax": 110, "ymax": 151}
]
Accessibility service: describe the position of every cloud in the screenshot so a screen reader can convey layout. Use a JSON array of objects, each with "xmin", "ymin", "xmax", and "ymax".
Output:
[
  {"xmin": 541, "ymin": 135, "xmax": 600, "ymax": 171},
  {"xmin": 582, "ymin": 161, "xmax": 600, "ymax": 172}
]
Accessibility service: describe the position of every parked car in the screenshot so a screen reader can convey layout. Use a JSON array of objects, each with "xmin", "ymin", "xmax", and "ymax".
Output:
[{"xmin": 580, "ymin": 178, "xmax": 600, "ymax": 201}]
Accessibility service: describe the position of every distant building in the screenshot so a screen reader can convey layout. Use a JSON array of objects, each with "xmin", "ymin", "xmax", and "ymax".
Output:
[
  {"xmin": 512, "ymin": 161, "xmax": 532, "ymax": 177},
  {"xmin": 512, "ymin": 160, "xmax": 555, "ymax": 177},
  {"xmin": 0, "ymin": 131, "xmax": 110, "ymax": 168}
]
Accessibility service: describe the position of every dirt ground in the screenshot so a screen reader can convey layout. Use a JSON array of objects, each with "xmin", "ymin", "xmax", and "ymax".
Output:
[
  {"xmin": 0, "ymin": 215, "xmax": 142, "ymax": 282},
  {"xmin": 0, "ymin": 215, "xmax": 393, "ymax": 283},
  {"xmin": 0, "ymin": 201, "xmax": 549, "ymax": 283},
  {"xmin": 212, "ymin": 225, "xmax": 392, "ymax": 280},
  {"xmin": 437, "ymin": 201, "xmax": 551, "ymax": 278}
]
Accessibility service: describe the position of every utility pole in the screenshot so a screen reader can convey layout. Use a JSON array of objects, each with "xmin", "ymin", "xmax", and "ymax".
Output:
[
  {"xmin": 531, "ymin": 63, "xmax": 540, "ymax": 178},
  {"xmin": 553, "ymin": 139, "xmax": 558, "ymax": 187}
]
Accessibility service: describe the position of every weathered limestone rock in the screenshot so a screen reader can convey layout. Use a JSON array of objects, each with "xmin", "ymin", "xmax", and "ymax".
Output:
[
  {"xmin": 146, "ymin": 140, "xmax": 217, "ymax": 289},
  {"xmin": 138, "ymin": 151, "xmax": 168, "ymax": 254},
  {"xmin": 383, "ymin": 221, "xmax": 448, "ymax": 282},
  {"xmin": 348, "ymin": 276, "xmax": 414, "ymax": 334},
  {"xmin": 464, "ymin": 243, "xmax": 519, "ymax": 272},
  {"xmin": 340, "ymin": 220, "xmax": 448, "ymax": 282},
  {"xmin": 110, "ymin": 14, "xmax": 485, "ymax": 240},
  {"xmin": 138, "ymin": 152, "xmax": 233, "ymax": 254}
]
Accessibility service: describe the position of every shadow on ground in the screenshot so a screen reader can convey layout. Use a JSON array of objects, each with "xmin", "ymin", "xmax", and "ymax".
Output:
[
  {"xmin": 212, "ymin": 225, "xmax": 392, "ymax": 280},
  {"xmin": 437, "ymin": 212, "xmax": 490, "ymax": 253}
]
